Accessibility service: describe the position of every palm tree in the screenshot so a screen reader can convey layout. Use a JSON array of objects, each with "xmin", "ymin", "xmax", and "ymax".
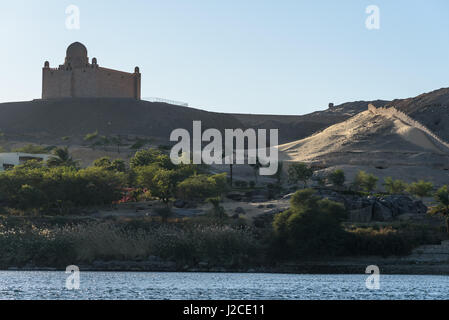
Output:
[
  {"xmin": 47, "ymin": 147, "xmax": 79, "ymax": 168},
  {"xmin": 249, "ymin": 158, "xmax": 262, "ymax": 184},
  {"xmin": 222, "ymin": 150, "xmax": 234, "ymax": 187}
]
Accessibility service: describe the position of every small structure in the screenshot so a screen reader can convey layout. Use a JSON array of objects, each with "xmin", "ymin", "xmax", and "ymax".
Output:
[
  {"xmin": 0, "ymin": 153, "xmax": 53, "ymax": 171},
  {"xmin": 42, "ymin": 42, "xmax": 141, "ymax": 100}
]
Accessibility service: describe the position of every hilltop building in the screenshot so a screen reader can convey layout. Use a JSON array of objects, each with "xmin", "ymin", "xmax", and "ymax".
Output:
[{"xmin": 42, "ymin": 42, "xmax": 141, "ymax": 100}]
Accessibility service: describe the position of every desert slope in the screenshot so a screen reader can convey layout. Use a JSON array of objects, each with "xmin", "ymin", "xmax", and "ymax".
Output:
[
  {"xmin": 0, "ymin": 98, "xmax": 243, "ymax": 144},
  {"xmin": 278, "ymin": 106, "xmax": 449, "ymax": 168}
]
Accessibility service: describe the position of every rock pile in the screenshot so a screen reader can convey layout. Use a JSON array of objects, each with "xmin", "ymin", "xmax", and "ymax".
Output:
[{"xmin": 315, "ymin": 189, "xmax": 427, "ymax": 222}]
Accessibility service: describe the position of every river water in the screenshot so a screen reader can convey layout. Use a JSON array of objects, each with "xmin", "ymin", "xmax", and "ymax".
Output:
[{"xmin": 0, "ymin": 271, "xmax": 448, "ymax": 300}]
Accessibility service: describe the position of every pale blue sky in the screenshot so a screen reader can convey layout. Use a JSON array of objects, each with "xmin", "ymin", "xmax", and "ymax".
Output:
[{"xmin": 1, "ymin": 0, "xmax": 448, "ymax": 114}]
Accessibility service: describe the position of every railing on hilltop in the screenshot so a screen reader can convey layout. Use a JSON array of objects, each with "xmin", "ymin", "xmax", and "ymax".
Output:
[
  {"xmin": 368, "ymin": 104, "xmax": 449, "ymax": 153},
  {"xmin": 144, "ymin": 97, "xmax": 189, "ymax": 107}
]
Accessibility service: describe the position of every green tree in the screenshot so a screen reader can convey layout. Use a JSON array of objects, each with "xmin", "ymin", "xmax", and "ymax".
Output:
[
  {"xmin": 77, "ymin": 167, "xmax": 126, "ymax": 206},
  {"xmin": 407, "ymin": 180, "xmax": 433, "ymax": 198},
  {"xmin": 93, "ymin": 157, "xmax": 126, "ymax": 172},
  {"xmin": 176, "ymin": 173, "xmax": 228, "ymax": 201},
  {"xmin": 131, "ymin": 149, "xmax": 174, "ymax": 169},
  {"xmin": 274, "ymin": 161, "xmax": 284, "ymax": 185},
  {"xmin": 17, "ymin": 184, "xmax": 46, "ymax": 212},
  {"xmin": 353, "ymin": 170, "xmax": 378, "ymax": 192},
  {"xmin": 222, "ymin": 150, "xmax": 234, "ymax": 187},
  {"xmin": 288, "ymin": 163, "xmax": 313, "ymax": 187},
  {"xmin": 430, "ymin": 185, "xmax": 449, "ymax": 235},
  {"xmin": 272, "ymin": 189, "xmax": 347, "ymax": 257},
  {"xmin": 47, "ymin": 147, "xmax": 79, "ymax": 168},
  {"xmin": 329, "ymin": 169, "xmax": 345, "ymax": 188},
  {"xmin": 137, "ymin": 165, "xmax": 178, "ymax": 204},
  {"xmin": 249, "ymin": 159, "xmax": 262, "ymax": 184},
  {"xmin": 383, "ymin": 177, "xmax": 407, "ymax": 194}
]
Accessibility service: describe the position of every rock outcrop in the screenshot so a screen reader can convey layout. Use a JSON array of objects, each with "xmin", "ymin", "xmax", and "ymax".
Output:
[{"xmin": 315, "ymin": 189, "xmax": 427, "ymax": 222}]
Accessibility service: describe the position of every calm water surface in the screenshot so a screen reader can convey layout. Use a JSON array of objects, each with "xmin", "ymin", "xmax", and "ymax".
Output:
[{"xmin": 0, "ymin": 271, "xmax": 448, "ymax": 300}]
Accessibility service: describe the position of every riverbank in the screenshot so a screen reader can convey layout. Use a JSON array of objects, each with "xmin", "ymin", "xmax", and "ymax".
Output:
[
  {"xmin": 4, "ymin": 262, "xmax": 449, "ymax": 275},
  {"xmin": 4, "ymin": 252, "xmax": 449, "ymax": 275}
]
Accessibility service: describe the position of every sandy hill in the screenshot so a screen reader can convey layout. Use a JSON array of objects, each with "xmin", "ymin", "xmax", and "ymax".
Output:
[
  {"xmin": 277, "ymin": 105, "xmax": 449, "ymax": 185},
  {"xmin": 232, "ymin": 100, "xmax": 388, "ymax": 143}
]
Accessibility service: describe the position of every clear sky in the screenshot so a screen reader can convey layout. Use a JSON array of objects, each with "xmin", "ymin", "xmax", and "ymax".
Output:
[{"xmin": 1, "ymin": 0, "xmax": 448, "ymax": 115}]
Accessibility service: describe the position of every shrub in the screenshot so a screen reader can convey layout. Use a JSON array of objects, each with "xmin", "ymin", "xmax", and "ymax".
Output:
[
  {"xmin": 206, "ymin": 197, "xmax": 226, "ymax": 219},
  {"xmin": 130, "ymin": 149, "xmax": 174, "ymax": 169},
  {"xmin": 407, "ymin": 180, "xmax": 433, "ymax": 198},
  {"xmin": 0, "ymin": 165, "xmax": 126, "ymax": 212},
  {"xmin": 176, "ymin": 173, "xmax": 228, "ymax": 201},
  {"xmin": 353, "ymin": 170, "xmax": 378, "ymax": 192},
  {"xmin": 429, "ymin": 185, "xmax": 449, "ymax": 235},
  {"xmin": 93, "ymin": 157, "xmax": 126, "ymax": 172},
  {"xmin": 288, "ymin": 163, "xmax": 313, "ymax": 187},
  {"xmin": 83, "ymin": 130, "xmax": 99, "ymax": 142},
  {"xmin": 383, "ymin": 177, "xmax": 407, "ymax": 194},
  {"xmin": 0, "ymin": 222, "xmax": 261, "ymax": 267},
  {"xmin": 272, "ymin": 189, "xmax": 347, "ymax": 258},
  {"xmin": 329, "ymin": 169, "xmax": 345, "ymax": 187}
]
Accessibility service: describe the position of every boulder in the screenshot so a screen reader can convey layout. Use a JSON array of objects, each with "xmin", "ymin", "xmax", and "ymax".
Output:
[
  {"xmin": 349, "ymin": 206, "xmax": 373, "ymax": 223},
  {"xmin": 372, "ymin": 202, "xmax": 393, "ymax": 221}
]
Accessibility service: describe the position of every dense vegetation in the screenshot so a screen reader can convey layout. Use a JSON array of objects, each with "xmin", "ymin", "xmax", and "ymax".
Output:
[{"xmin": 0, "ymin": 155, "xmax": 447, "ymax": 269}]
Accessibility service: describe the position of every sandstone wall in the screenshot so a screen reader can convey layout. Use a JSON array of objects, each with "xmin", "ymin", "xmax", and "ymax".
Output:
[
  {"xmin": 42, "ymin": 68, "xmax": 72, "ymax": 99},
  {"xmin": 42, "ymin": 67, "xmax": 140, "ymax": 99}
]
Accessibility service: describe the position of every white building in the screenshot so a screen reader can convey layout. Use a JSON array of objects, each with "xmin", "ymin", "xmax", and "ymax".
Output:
[{"xmin": 0, "ymin": 153, "xmax": 53, "ymax": 171}]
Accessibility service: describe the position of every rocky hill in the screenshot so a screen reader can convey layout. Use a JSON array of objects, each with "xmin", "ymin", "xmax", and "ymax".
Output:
[
  {"xmin": 383, "ymin": 88, "xmax": 449, "ymax": 144},
  {"xmin": 0, "ymin": 98, "xmax": 243, "ymax": 144},
  {"xmin": 0, "ymin": 98, "xmax": 390, "ymax": 145}
]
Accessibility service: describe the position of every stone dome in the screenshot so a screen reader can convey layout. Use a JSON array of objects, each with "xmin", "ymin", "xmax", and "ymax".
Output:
[{"xmin": 65, "ymin": 42, "xmax": 88, "ymax": 68}]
